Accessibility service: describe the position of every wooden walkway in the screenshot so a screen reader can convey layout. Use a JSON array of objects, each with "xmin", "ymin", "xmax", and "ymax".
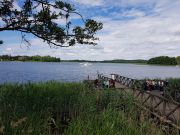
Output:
[{"xmin": 98, "ymin": 74, "xmax": 180, "ymax": 131}]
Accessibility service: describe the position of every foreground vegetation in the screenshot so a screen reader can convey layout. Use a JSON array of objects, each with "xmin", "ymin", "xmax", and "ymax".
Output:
[
  {"xmin": 0, "ymin": 82, "xmax": 164, "ymax": 135},
  {"xmin": 164, "ymin": 78, "xmax": 180, "ymax": 102}
]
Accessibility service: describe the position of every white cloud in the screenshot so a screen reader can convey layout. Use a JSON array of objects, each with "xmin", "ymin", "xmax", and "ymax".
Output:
[
  {"xmin": 2, "ymin": 48, "xmax": 13, "ymax": 55},
  {"xmin": 90, "ymin": 1, "xmax": 180, "ymax": 60},
  {"xmin": 75, "ymin": 0, "xmax": 103, "ymax": 6},
  {"xmin": 121, "ymin": 9, "xmax": 145, "ymax": 18},
  {"xmin": 1, "ymin": 0, "xmax": 180, "ymax": 60},
  {"xmin": 0, "ymin": 18, "xmax": 3, "ymax": 25}
]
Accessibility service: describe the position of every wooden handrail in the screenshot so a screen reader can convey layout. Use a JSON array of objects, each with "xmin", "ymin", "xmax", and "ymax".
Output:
[{"xmin": 98, "ymin": 73, "xmax": 180, "ymax": 128}]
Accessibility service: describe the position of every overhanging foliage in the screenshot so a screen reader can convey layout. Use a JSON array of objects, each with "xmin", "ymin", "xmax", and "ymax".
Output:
[{"xmin": 0, "ymin": 0, "xmax": 103, "ymax": 47}]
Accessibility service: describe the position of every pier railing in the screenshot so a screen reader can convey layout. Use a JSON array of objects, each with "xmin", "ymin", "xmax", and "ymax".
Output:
[
  {"xmin": 112, "ymin": 74, "xmax": 140, "ymax": 88},
  {"xmin": 98, "ymin": 73, "xmax": 143, "ymax": 89},
  {"xmin": 97, "ymin": 73, "xmax": 180, "ymax": 130},
  {"xmin": 134, "ymin": 89, "xmax": 180, "ymax": 127}
]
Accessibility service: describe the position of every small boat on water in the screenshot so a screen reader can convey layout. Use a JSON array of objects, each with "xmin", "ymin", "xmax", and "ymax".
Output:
[{"xmin": 80, "ymin": 62, "xmax": 92, "ymax": 66}]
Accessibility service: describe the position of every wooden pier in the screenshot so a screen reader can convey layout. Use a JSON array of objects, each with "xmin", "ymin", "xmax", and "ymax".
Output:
[{"xmin": 97, "ymin": 74, "xmax": 180, "ymax": 131}]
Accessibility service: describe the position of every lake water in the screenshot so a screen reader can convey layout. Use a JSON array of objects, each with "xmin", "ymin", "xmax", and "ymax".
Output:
[{"xmin": 0, "ymin": 62, "xmax": 180, "ymax": 83}]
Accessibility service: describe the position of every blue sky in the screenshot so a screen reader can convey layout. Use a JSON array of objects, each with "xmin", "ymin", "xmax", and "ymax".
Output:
[{"xmin": 0, "ymin": 0, "xmax": 180, "ymax": 60}]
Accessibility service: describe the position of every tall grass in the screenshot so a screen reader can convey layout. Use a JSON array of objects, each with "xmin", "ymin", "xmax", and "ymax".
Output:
[
  {"xmin": 164, "ymin": 78, "xmax": 180, "ymax": 102},
  {"xmin": 65, "ymin": 108, "xmax": 162, "ymax": 135},
  {"xmin": 0, "ymin": 82, "xmax": 87, "ymax": 135},
  {"xmin": 0, "ymin": 82, "xmax": 164, "ymax": 135}
]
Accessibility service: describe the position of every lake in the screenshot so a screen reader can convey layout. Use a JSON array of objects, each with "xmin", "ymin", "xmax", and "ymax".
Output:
[{"xmin": 0, "ymin": 62, "xmax": 180, "ymax": 83}]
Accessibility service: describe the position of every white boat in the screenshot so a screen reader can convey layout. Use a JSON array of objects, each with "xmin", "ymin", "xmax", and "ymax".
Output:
[{"xmin": 80, "ymin": 62, "xmax": 92, "ymax": 66}]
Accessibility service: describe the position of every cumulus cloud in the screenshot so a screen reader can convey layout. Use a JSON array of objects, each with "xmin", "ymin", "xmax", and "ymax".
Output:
[
  {"xmin": 2, "ymin": 48, "xmax": 13, "ymax": 55},
  {"xmin": 75, "ymin": 0, "xmax": 103, "ymax": 6},
  {"xmin": 0, "ymin": 0, "xmax": 180, "ymax": 60},
  {"xmin": 96, "ymin": 14, "xmax": 180, "ymax": 60},
  {"xmin": 121, "ymin": 9, "xmax": 146, "ymax": 18}
]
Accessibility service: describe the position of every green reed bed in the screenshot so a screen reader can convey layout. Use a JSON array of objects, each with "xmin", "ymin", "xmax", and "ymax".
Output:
[
  {"xmin": 164, "ymin": 78, "xmax": 180, "ymax": 102},
  {"xmin": 0, "ymin": 82, "xmax": 163, "ymax": 135},
  {"xmin": 167, "ymin": 78, "xmax": 180, "ymax": 88}
]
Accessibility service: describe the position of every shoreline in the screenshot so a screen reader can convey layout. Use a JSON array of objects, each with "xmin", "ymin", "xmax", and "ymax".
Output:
[{"xmin": 1, "ymin": 60, "xmax": 179, "ymax": 67}]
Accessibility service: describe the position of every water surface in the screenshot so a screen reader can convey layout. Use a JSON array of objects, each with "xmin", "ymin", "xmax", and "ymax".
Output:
[{"xmin": 0, "ymin": 62, "xmax": 180, "ymax": 83}]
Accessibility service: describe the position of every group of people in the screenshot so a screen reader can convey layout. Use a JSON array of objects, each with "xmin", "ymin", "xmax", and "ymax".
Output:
[
  {"xmin": 143, "ymin": 80, "xmax": 168, "ymax": 91},
  {"xmin": 94, "ymin": 79, "xmax": 115, "ymax": 88},
  {"xmin": 94, "ymin": 77, "xmax": 168, "ymax": 92}
]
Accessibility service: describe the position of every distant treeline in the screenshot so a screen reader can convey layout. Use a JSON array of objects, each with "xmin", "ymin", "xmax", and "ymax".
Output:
[
  {"xmin": 115, "ymin": 56, "xmax": 180, "ymax": 65},
  {"xmin": 61, "ymin": 60, "xmax": 97, "ymax": 63},
  {"xmin": 147, "ymin": 56, "xmax": 180, "ymax": 65},
  {"xmin": 105, "ymin": 57, "xmax": 180, "ymax": 65},
  {"xmin": 101, "ymin": 59, "xmax": 147, "ymax": 64},
  {"xmin": 62, "ymin": 59, "xmax": 147, "ymax": 63},
  {"xmin": 63, "ymin": 56, "xmax": 180, "ymax": 66},
  {"xmin": 0, "ymin": 55, "xmax": 61, "ymax": 62},
  {"xmin": 1, "ymin": 55, "xmax": 180, "ymax": 65}
]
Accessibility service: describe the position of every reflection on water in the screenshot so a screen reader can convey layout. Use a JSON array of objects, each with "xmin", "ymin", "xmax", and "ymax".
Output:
[{"xmin": 0, "ymin": 62, "xmax": 180, "ymax": 83}]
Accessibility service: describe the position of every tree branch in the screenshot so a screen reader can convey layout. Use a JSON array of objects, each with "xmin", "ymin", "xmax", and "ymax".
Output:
[{"xmin": 0, "ymin": 0, "xmax": 103, "ymax": 47}]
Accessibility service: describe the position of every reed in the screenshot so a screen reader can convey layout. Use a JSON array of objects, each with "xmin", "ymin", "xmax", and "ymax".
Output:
[
  {"xmin": 0, "ymin": 82, "xmax": 164, "ymax": 135},
  {"xmin": 164, "ymin": 78, "xmax": 180, "ymax": 102}
]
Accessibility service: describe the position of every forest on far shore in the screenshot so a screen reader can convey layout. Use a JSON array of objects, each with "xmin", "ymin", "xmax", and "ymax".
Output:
[
  {"xmin": 0, "ymin": 55, "xmax": 61, "ymax": 62},
  {"xmin": 147, "ymin": 56, "xmax": 180, "ymax": 65},
  {"xmin": 100, "ymin": 56, "xmax": 180, "ymax": 65},
  {"xmin": 0, "ymin": 55, "xmax": 180, "ymax": 65}
]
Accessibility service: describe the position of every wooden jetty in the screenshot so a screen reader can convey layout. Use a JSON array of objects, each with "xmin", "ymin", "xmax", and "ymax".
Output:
[{"xmin": 97, "ymin": 74, "xmax": 180, "ymax": 131}]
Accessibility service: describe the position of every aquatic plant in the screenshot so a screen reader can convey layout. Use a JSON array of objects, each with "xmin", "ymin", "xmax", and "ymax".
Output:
[
  {"xmin": 164, "ymin": 78, "xmax": 180, "ymax": 102},
  {"xmin": 0, "ymin": 82, "xmax": 164, "ymax": 135}
]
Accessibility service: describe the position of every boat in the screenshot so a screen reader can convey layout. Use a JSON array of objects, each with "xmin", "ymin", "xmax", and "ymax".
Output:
[{"xmin": 80, "ymin": 62, "xmax": 92, "ymax": 66}]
